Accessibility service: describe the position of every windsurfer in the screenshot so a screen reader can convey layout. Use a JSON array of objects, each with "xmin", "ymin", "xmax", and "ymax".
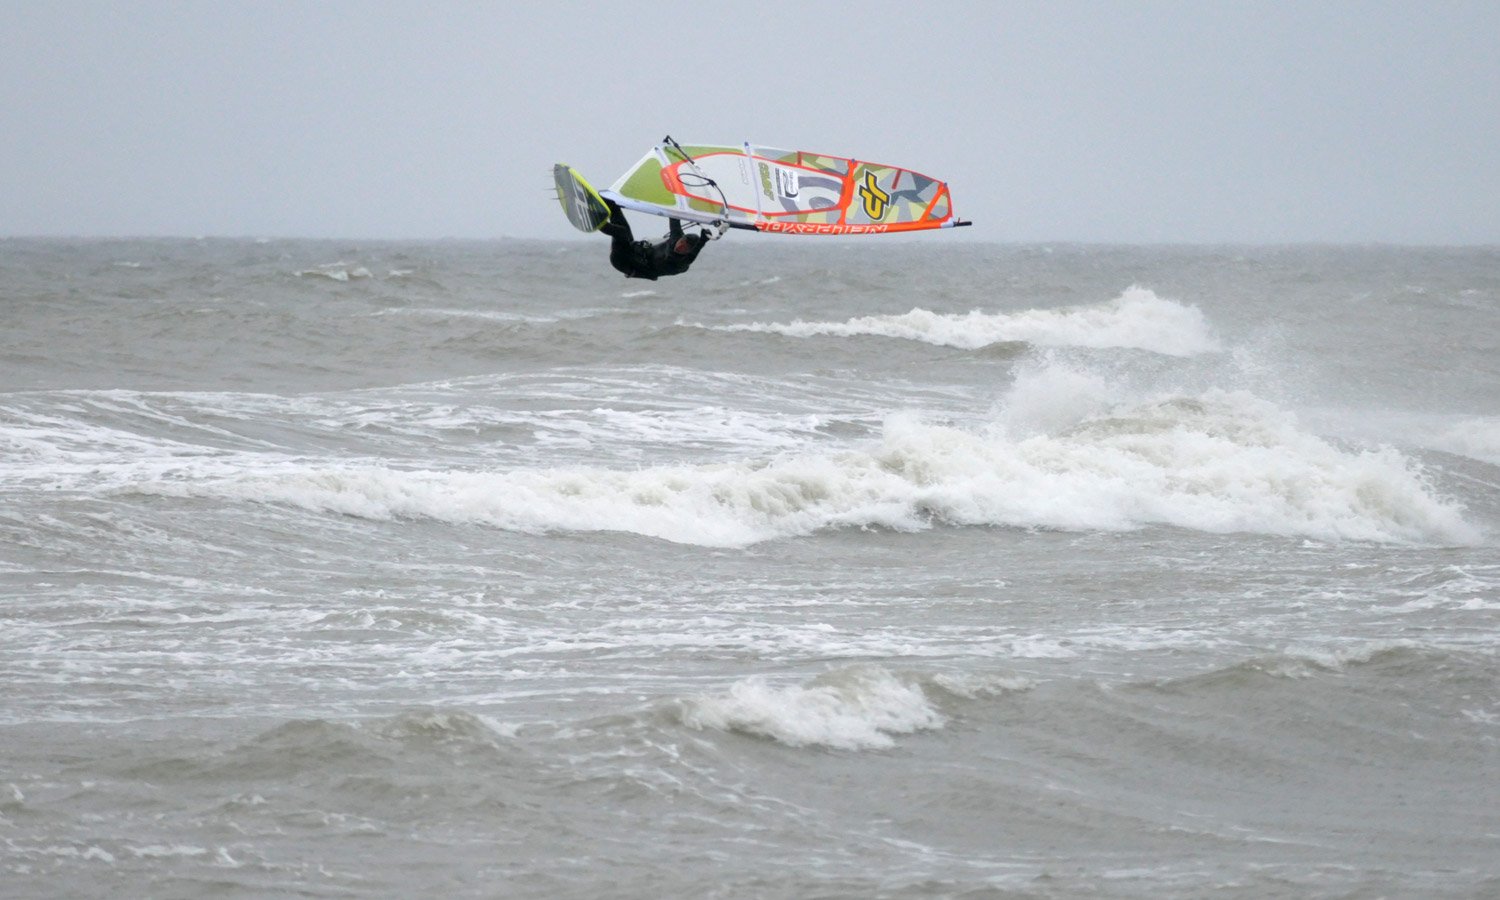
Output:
[{"xmin": 600, "ymin": 199, "xmax": 711, "ymax": 280}]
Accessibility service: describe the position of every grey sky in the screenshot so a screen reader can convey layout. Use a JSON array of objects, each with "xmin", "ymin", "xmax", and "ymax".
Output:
[{"xmin": 3, "ymin": 1, "xmax": 1497, "ymax": 243}]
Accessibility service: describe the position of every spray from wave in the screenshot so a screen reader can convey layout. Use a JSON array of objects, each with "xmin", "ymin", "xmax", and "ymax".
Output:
[{"xmin": 1434, "ymin": 417, "xmax": 1500, "ymax": 466}]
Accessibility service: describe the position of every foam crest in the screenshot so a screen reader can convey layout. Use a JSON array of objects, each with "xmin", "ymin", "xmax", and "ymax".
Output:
[
  {"xmin": 127, "ymin": 386, "xmax": 1475, "ymax": 547},
  {"xmin": 716, "ymin": 287, "xmax": 1221, "ymax": 357},
  {"xmin": 675, "ymin": 666, "xmax": 944, "ymax": 750},
  {"xmin": 294, "ymin": 262, "xmax": 373, "ymax": 281},
  {"xmin": 1270, "ymin": 641, "xmax": 1423, "ymax": 675},
  {"xmin": 1165, "ymin": 642, "xmax": 1435, "ymax": 687},
  {"xmin": 134, "ymin": 452, "xmax": 920, "ymax": 547}
]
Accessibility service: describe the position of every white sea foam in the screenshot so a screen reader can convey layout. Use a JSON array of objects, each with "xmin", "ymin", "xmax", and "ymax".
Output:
[
  {"xmin": 294, "ymin": 262, "xmax": 372, "ymax": 281},
  {"xmin": 378, "ymin": 307, "xmax": 556, "ymax": 323},
  {"xmin": 928, "ymin": 671, "xmax": 1035, "ymax": 699},
  {"xmin": 711, "ymin": 287, "xmax": 1221, "ymax": 357},
  {"xmin": 127, "ymin": 844, "xmax": 210, "ymax": 859},
  {"xmin": 676, "ymin": 665, "xmax": 944, "ymax": 750},
  {"xmin": 123, "ymin": 382, "xmax": 1476, "ymax": 547}
]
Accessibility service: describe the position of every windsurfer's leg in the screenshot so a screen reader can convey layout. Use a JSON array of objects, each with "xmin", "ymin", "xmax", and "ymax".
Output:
[
  {"xmin": 602, "ymin": 201, "xmax": 638, "ymax": 275},
  {"xmin": 601, "ymin": 199, "xmax": 632, "ymax": 240},
  {"xmin": 601, "ymin": 200, "xmax": 636, "ymax": 266}
]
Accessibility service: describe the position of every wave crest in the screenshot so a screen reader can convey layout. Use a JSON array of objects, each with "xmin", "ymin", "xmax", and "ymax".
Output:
[
  {"xmin": 675, "ymin": 666, "xmax": 944, "ymax": 751},
  {"xmin": 713, "ymin": 287, "xmax": 1220, "ymax": 357}
]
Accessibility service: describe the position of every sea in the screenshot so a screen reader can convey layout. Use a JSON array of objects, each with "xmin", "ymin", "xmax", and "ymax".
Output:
[{"xmin": 2, "ymin": 236, "xmax": 1498, "ymax": 898}]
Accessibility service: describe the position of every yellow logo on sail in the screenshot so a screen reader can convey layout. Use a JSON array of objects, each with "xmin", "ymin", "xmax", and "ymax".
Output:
[{"xmin": 857, "ymin": 170, "xmax": 890, "ymax": 220}]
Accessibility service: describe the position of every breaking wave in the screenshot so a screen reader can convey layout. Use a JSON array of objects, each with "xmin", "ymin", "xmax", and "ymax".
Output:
[
  {"xmin": 711, "ymin": 287, "xmax": 1221, "ymax": 357},
  {"xmin": 676, "ymin": 666, "xmax": 942, "ymax": 750},
  {"xmin": 125, "ymin": 384, "xmax": 1476, "ymax": 548},
  {"xmin": 673, "ymin": 666, "xmax": 1028, "ymax": 751}
]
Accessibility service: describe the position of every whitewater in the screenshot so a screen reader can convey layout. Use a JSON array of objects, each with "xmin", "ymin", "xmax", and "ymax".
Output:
[{"xmin": 2, "ymin": 238, "xmax": 1497, "ymax": 898}]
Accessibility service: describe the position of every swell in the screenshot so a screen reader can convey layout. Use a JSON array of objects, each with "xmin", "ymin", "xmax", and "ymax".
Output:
[{"xmin": 8, "ymin": 647, "xmax": 1497, "ymax": 898}]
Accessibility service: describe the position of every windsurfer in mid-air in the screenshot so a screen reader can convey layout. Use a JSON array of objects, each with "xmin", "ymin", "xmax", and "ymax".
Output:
[{"xmin": 600, "ymin": 198, "xmax": 715, "ymax": 280}]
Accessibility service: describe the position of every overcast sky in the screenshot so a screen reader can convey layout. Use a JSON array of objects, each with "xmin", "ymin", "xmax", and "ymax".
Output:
[{"xmin": 3, "ymin": 1, "xmax": 1497, "ymax": 243}]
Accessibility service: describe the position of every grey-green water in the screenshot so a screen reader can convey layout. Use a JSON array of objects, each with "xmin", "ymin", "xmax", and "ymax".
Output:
[{"xmin": 3, "ymin": 239, "xmax": 1498, "ymax": 897}]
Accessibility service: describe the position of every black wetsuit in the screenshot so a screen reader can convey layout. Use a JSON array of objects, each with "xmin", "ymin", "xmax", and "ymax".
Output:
[{"xmin": 602, "ymin": 200, "xmax": 710, "ymax": 280}]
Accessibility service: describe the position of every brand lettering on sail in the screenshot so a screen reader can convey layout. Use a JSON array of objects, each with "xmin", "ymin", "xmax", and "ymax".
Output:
[{"xmin": 759, "ymin": 221, "xmax": 892, "ymax": 235}]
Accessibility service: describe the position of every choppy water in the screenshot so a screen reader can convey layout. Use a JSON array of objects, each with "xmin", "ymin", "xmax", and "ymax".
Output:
[{"xmin": 3, "ymin": 237, "xmax": 1498, "ymax": 898}]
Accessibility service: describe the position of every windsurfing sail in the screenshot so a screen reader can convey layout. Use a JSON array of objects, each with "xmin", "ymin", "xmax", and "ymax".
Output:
[{"xmin": 601, "ymin": 138, "xmax": 970, "ymax": 235}]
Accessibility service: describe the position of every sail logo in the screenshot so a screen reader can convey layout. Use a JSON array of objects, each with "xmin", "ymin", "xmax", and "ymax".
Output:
[
  {"xmin": 776, "ymin": 168, "xmax": 800, "ymax": 199},
  {"xmin": 857, "ymin": 171, "xmax": 889, "ymax": 219}
]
